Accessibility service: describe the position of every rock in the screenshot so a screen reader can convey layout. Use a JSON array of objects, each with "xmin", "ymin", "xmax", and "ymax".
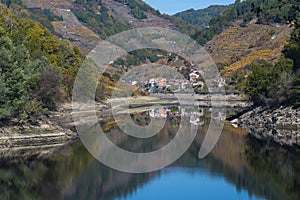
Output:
[
  {"xmin": 230, "ymin": 119, "xmax": 238, "ymax": 124},
  {"xmin": 239, "ymin": 106, "xmax": 300, "ymax": 147},
  {"xmin": 40, "ymin": 124, "xmax": 51, "ymax": 129},
  {"xmin": 0, "ymin": 107, "xmax": 77, "ymax": 158}
]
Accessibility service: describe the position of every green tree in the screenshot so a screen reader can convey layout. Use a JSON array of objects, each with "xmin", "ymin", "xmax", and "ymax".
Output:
[
  {"xmin": 245, "ymin": 58, "xmax": 294, "ymax": 106},
  {"xmin": 245, "ymin": 61, "xmax": 273, "ymax": 104},
  {"xmin": 0, "ymin": 28, "xmax": 37, "ymax": 118},
  {"xmin": 284, "ymin": 14, "xmax": 300, "ymax": 105},
  {"xmin": 284, "ymin": 14, "xmax": 300, "ymax": 71}
]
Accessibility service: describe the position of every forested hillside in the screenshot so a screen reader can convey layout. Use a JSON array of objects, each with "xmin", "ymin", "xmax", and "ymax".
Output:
[
  {"xmin": 174, "ymin": 5, "xmax": 227, "ymax": 30},
  {"xmin": 0, "ymin": 4, "xmax": 83, "ymax": 119}
]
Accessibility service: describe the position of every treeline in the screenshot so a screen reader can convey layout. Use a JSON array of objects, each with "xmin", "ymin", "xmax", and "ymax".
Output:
[
  {"xmin": 192, "ymin": 0, "xmax": 300, "ymax": 45},
  {"xmin": 174, "ymin": 5, "xmax": 228, "ymax": 30},
  {"xmin": 0, "ymin": 4, "xmax": 83, "ymax": 119},
  {"xmin": 245, "ymin": 14, "xmax": 300, "ymax": 107}
]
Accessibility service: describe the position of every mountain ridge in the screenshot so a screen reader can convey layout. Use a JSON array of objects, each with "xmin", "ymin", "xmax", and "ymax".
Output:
[{"xmin": 174, "ymin": 5, "xmax": 228, "ymax": 30}]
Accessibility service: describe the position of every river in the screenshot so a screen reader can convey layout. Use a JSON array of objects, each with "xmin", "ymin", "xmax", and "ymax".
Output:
[{"xmin": 0, "ymin": 108, "xmax": 299, "ymax": 200}]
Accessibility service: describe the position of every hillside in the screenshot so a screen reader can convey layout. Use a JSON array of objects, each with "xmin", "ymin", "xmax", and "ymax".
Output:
[
  {"xmin": 205, "ymin": 21, "xmax": 292, "ymax": 77},
  {"xmin": 2, "ymin": 0, "xmax": 300, "ymax": 102},
  {"xmin": 18, "ymin": 0, "xmax": 160, "ymax": 53},
  {"xmin": 20, "ymin": 0, "xmax": 101, "ymax": 54},
  {"xmin": 174, "ymin": 5, "xmax": 228, "ymax": 30},
  {"xmin": 102, "ymin": 0, "xmax": 173, "ymax": 28},
  {"xmin": 192, "ymin": 0, "xmax": 300, "ymax": 45},
  {"xmin": 8, "ymin": 0, "xmax": 200, "ymax": 55}
]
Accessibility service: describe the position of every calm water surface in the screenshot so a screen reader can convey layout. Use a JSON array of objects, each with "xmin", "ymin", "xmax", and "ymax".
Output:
[{"xmin": 0, "ymin": 108, "xmax": 299, "ymax": 200}]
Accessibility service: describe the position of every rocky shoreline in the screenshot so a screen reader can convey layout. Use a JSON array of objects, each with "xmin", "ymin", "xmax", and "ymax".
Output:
[
  {"xmin": 238, "ymin": 106, "xmax": 300, "ymax": 147},
  {"xmin": 0, "ymin": 106, "xmax": 78, "ymax": 159}
]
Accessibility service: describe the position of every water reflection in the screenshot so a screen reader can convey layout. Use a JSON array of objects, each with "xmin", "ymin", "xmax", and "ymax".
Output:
[
  {"xmin": 0, "ymin": 109, "xmax": 299, "ymax": 200},
  {"xmin": 131, "ymin": 106, "xmax": 206, "ymax": 127}
]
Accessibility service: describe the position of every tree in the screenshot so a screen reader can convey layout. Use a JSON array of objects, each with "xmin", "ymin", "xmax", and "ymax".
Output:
[
  {"xmin": 245, "ymin": 58, "xmax": 294, "ymax": 106},
  {"xmin": 0, "ymin": 28, "xmax": 37, "ymax": 118},
  {"xmin": 245, "ymin": 61, "xmax": 273, "ymax": 104},
  {"xmin": 284, "ymin": 15, "xmax": 300, "ymax": 71},
  {"xmin": 269, "ymin": 59, "xmax": 295, "ymax": 106},
  {"xmin": 293, "ymin": 77, "xmax": 300, "ymax": 105},
  {"xmin": 32, "ymin": 58, "xmax": 61, "ymax": 110},
  {"xmin": 284, "ymin": 14, "xmax": 300, "ymax": 105}
]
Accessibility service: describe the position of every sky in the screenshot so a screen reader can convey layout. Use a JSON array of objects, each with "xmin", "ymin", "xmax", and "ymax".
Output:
[{"xmin": 143, "ymin": 0, "xmax": 235, "ymax": 15}]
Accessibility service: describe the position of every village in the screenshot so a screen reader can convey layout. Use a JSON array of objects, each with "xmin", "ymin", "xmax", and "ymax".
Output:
[{"xmin": 128, "ymin": 68, "xmax": 226, "ymax": 94}]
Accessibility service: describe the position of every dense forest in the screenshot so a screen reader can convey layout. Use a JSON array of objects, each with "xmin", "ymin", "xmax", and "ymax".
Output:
[{"xmin": 0, "ymin": 4, "xmax": 83, "ymax": 119}]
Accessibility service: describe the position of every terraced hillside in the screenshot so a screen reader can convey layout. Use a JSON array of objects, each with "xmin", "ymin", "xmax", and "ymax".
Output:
[
  {"xmin": 23, "ymin": 0, "xmax": 101, "ymax": 54},
  {"xmin": 102, "ymin": 0, "xmax": 174, "ymax": 28},
  {"xmin": 20, "ymin": 0, "xmax": 196, "ymax": 54},
  {"xmin": 18, "ymin": 0, "xmax": 294, "ymax": 90},
  {"xmin": 205, "ymin": 20, "xmax": 292, "ymax": 78}
]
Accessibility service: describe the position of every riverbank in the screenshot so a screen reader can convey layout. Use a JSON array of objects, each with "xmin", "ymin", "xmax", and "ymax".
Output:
[
  {"xmin": 238, "ymin": 106, "xmax": 300, "ymax": 147},
  {"xmin": 109, "ymin": 94, "xmax": 252, "ymax": 108},
  {"xmin": 0, "ymin": 107, "xmax": 77, "ymax": 156},
  {"xmin": 0, "ymin": 95, "xmax": 250, "ymax": 147}
]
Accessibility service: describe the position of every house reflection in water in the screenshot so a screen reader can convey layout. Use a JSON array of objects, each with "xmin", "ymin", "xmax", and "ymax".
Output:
[
  {"xmin": 190, "ymin": 114, "xmax": 204, "ymax": 126},
  {"xmin": 213, "ymin": 112, "xmax": 226, "ymax": 121},
  {"xmin": 149, "ymin": 108, "xmax": 168, "ymax": 119},
  {"xmin": 148, "ymin": 106, "xmax": 205, "ymax": 126}
]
